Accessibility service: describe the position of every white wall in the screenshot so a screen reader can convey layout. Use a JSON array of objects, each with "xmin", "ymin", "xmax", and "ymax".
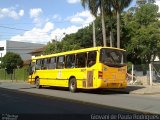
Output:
[
  {"xmin": 0, "ymin": 40, "xmax": 7, "ymax": 58},
  {"xmin": 154, "ymin": 56, "xmax": 160, "ymax": 61}
]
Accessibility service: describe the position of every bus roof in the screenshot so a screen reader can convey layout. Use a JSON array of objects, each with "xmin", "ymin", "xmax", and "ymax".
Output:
[{"xmin": 32, "ymin": 46, "xmax": 126, "ymax": 60}]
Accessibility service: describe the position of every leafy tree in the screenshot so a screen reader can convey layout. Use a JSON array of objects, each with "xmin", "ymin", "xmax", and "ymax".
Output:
[
  {"xmin": 43, "ymin": 41, "xmax": 63, "ymax": 54},
  {"xmin": 124, "ymin": 3, "xmax": 160, "ymax": 64},
  {"xmin": 1, "ymin": 52, "xmax": 23, "ymax": 74},
  {"xmin": 135, "ymin": 3, "xmax": 159, "ymax": 26},
  {"xmin": 136, "ymin": 0, "xmax": 155, "ymax": 6}
]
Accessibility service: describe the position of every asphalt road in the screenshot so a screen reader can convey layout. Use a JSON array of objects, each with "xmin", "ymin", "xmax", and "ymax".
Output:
[{"xmin": 0, "ymin": 87, "xmax": 140, "ymax": 120}]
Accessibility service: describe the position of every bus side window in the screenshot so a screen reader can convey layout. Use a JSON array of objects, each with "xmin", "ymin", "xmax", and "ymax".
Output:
[
  {"xmin": 76, "ymin": 53, "xmax": 87, "ymax": 68},
  {"xmin": 41, "ymin": 59, "xmax": 45, "ymax": 69},
  {"xmin": 87, "ymin": 51, "xmax": 97, "ymax": 67},
  {"xmin": 57, "ymin": 56, "xmax": 65, "ymax": 69},
  {"xmin": 66, "ymin": 54, "xmax": 75, "ymax": 68},
  {"xmin": 48, "ymin": 57, "xmax": 56, "ymax": 69},
  {"xmin": 43, "ymin": 59, "xmax": 48, "ymax": 69},
  {"xmin": 46, "ymin": 58, "xmax": 51, "ymax": 69}
]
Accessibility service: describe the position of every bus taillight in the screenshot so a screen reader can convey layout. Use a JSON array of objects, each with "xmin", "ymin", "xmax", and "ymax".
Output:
[{"xmin": 98, "ymin": 71, "xmax": 103, "ymax": 79}]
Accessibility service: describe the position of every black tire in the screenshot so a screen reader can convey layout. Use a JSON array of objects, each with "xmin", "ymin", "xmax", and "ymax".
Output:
[
  {"xmin": 35, "ymin": 78, "xmax": 41, "ymax": 89},
  {"xmin": 69, "ymin": 78, "xmax": 77, "ymax": 93}
]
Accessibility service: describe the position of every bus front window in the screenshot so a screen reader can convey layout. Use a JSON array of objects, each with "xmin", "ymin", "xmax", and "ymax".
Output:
[{"xmin": 100, "ymin": 48, "xmax": 127, "ymax": 67}]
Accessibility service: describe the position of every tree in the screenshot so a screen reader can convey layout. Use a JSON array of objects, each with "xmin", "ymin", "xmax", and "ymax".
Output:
[
  {"xmin": 135, "ymin": 3, "xmax": 159, "ymax": 26},
  {"xmin": 111, "ymin": 0, "xmax": 132, "ymax": 48},
  {"xmin": 125, "ymin": 3, "xmax": 160, "ymax": 64},
  {"xmin": 1, "ymin": 52, "xmax": 23, "ymax": 74},
  {"xmin": 136, "ymin": 0, "xmax": 155, "ymax": 6},
  {"xmin": 43, "ymin": 41, "xmax": 63, "ymax": 55}
]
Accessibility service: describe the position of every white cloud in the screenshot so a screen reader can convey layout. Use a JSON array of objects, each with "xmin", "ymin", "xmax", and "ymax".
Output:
[
  {"xmin": 30, "ymin": 8, "xmax": 42, "ymax": 18},
  {"xmin": 66, "ymin": 10, "xmax": 95, "ymax": 26},
  {"xmin": 19, "ymin": 10, "xmax": 24, "ymax": 16},
  {"xmin": 0, "ymin": 7, "xmax": 24, "ymax": 19},
  {"xmin": 67, "ymin": 0, "xmax": 80, "ymax": 4},
  {"xmin": 52, "ymin": 14, "xmax": 62, "ymax": 21},
  {"xmin": 29, "ymin": 8, "xmax": 44, "ymax": 26},
  {"xmin": 10, "ymin": 22, "xmax": 54, "ymax": 44},
  {"xmin": 43, "ymin": 22, "xmax": 54, "ymax": 32},
  {"xmin": 10, "ymin": 21, "xmax": 81, "ymax": 44},
  {"xmin": 10, "ymin": 10, "xmax": 95, "ymax": 44},
  {"xmin": 155, "ymin": 0, "xmax": 160, "ymax": 12},
  {"xmin": 70, "ymin": 17, "xmax": 84, "ymax": 23},
  {"xmin": 51, "ymin": 25, "xmax": 81, "ymax": 41}
]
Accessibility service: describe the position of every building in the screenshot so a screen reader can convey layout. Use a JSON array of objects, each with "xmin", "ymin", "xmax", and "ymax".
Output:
[{"xmin": 0, "ymin": 40, "xmax": 45, "ymax": 61}]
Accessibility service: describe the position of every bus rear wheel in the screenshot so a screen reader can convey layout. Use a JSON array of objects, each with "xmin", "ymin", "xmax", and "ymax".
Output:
[
  {"xmin": 35, "ymin": 78, "xmax": 41, "ymax": 89},
  {"xmin": 69, "ymin": 78, "xmax": 77, "ymax": 93}
]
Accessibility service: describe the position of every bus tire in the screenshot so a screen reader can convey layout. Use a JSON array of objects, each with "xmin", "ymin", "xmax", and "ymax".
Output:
[
  {"xmin": 69, "ymin": 78, "xmax": 77, "ymax": 93},
  {"xmin": 35, "ymin": 78, "xmax": 41, "ymax": 89}
]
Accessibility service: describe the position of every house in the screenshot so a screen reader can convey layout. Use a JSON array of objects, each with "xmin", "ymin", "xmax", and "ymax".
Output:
[
  {"xmin": 23, "ymin": 47, "xmax": 45, "ymax": 66},
  {"xmin": 28, "ymin": 47, "xmax": 45, "ymax": 56}
]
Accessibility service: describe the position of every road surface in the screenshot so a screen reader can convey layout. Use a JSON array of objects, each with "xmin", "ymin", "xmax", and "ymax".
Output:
[{"xmin": 0, "ymin": 87, "xmax": 140, "ymax": 120}]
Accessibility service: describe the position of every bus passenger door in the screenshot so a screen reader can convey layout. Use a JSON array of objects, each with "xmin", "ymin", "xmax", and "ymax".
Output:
[
  {"xmin": 87, "ymin": 70, "xmax": 93, "ymax": 87},
  {"xmin": 86, "ymin": 51, "xmax": 97, "ymax": 88}
]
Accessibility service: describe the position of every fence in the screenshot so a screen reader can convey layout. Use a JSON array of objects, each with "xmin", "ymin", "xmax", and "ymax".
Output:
[
  {"xmin": 127, "ymin": 62, "xmax": 160, "ymax": 86},
  {"xmin": 0, "ymin": 68, "xmax": 29, "ymax": 81}
]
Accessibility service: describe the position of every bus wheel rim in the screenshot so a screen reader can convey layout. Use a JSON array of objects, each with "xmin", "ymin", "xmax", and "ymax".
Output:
[{"xmin": 71, "ymin": 82, "xmax": 75, "ymax": 90}]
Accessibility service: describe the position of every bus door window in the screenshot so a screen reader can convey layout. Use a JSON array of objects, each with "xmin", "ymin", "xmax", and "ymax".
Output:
[
  {"xmin": 29, "ymin": 62, "xmax": 35, "ymax": 75},
  {"xmin": 57, "ymin": 56, "xmax": 65, "ymax": 69},
  {"xmin": 31, "ymin": 62, "xmax": 36, "ymax": 72},
  {"xmin": 66, "ymin": 54, "xmax": 75, "ymax": 68},
  {"xmin": 36, "ymin": 59, "xmax": 41, "ymax": 70},
  {"xmin": 76, "ymin": 53, "xmax": 87, "ymax": 68},
  {"xmin": 87, "ymin": 51, "xmax": 97, "ymax": 67}
]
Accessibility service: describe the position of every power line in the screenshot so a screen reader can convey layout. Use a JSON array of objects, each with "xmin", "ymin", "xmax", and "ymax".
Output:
[
  {"xmin": 0, "ymin": 25, "xmax": 29, "ymax": 31},
  {"xmin": 0, "ymin": 25, "xmax": 51, "ymax": 34}
]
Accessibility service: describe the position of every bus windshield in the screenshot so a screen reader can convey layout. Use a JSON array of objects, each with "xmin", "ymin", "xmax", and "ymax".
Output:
[{"xmin": 100, "ymin": 48, "xmax": 127, "ymax": 67}]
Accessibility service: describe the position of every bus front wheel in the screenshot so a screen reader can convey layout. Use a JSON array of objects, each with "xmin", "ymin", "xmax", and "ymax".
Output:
[
  {"xmin": 35, "ymin": 78, "xmax": 41, "ymax": 89},
  {"xmin": 69, "ymin": 78, "xmax": 77, "ymax": 93}
]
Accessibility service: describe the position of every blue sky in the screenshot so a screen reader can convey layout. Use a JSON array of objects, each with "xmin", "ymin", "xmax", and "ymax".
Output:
[{"xmin": 0, "ymin": 0, "xmax": 159, "ymax": 44}]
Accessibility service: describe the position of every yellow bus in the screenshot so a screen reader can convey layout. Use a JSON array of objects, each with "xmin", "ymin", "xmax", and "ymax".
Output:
[{"xmin": 28, "ymin": 47, "xmax": 127, "ymax": 92}]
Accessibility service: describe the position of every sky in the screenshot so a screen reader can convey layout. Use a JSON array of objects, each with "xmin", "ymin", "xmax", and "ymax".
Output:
[{"xmin": 0, "ymin": 0, "xmax": 159, "ymax": 44}]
